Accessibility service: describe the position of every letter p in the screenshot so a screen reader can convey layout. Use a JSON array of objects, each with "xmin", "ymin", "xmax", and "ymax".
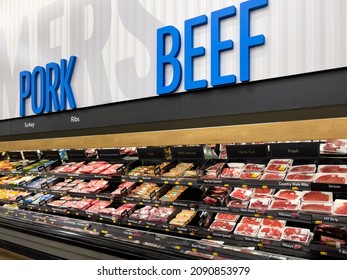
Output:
[{"xmin": 19, "ymin": 71, "xmax": 31, "ymax": 117}]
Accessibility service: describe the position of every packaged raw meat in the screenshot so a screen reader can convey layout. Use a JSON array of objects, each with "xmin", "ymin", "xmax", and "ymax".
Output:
[
  {"xmin": 274, "ymin": 190, "xmax": 303, "ymax": 201},
  {"xmin": 239, "ymin": 172, "xmax": 262, "ymax": 180},
  {"xmin": 261, "ymin": 218, "xmax": 286, "ymax": 228},
  {"xmin": 252, "ymin": 194, "xmax": 274, "ymax": 199},
  {"xmin": 86, "ymin": 200, "xmax": 112, "ymax": 213},
  {"xmin": 320, "ymin": 140, "xmax": 347, "ymax": 155},
  {"xmin": 240, "ymin": 217, "xmax": 263, "ymax": 226},
  {"xmin": 333, "ymin": 200, "xmax": 347, "ymax": 216},
  {"xmin": 268, "ymin": 159, "xmax": 293, "ymax": 165},
  {"xmin": 318, "ymin": 165, "xmax": 347, "ymax": 174},
  {"xmin": 249, "ymin": 198, "xmax": 272, "ymax": 211},
  {"xmin": 257, "ymin": 226, "xmax": 283, "ymax": 241},
  {"xmin": 285, "ymin": 173, "xmax": 315, "ymax": 182},
  {"xmin": 253, "ymin": 188, "xmax": 275, "ymax": 195},
  {"xmin": 230, "ymin": 188, "xmax": 253, "ymax": 201},
  {"xmin": 314, "ymin": 173, "xmax": 347, "ymax": 184},
  {"xmin": 227, "ymin": 162, "xmax": 245, "ymax": 169},
  {"xmin": 228, "ymin": 200, "xmax": 249, "ymax": 208},
  {"xmin": 301, "ymin": 191, "xmax": 333, "ymax": 202},
  {"xmin": 269, "ymin": 199, "xmax": 300, "ymax": 211},
  {"xmin": 234, "ymin": 223, "xmax": 260, "ymax": 237},
  {"xmin": 300, "ymin": 202, "xmax": 333, "ymax": 214},
  {"xmin": 208, "ymin": 220, "xmax": 236, "ymax": 232},
  {"xmin": 220, "ymin": 168, "xmax": 242, "ymax": 179},
  {"xmin": 112, "ymin": 182, "xmax": 136, "ymax": 196},
  {"xmin": 260, "ymin": 173, "xmax": 285, "ymax": 181},
  {"xmin": 288, "ymin": 165, "xmax": 316, "ymax": 174},
  {"xmin": 244, "ymin": 164, "xmax": 265, "ymax": 172},
  {"xmin": 264, "ymin": 164, "xmax": 289, "ymax": 173},
  {"xmin": 215, "ymin": 213, "xmax": 239, "ymax": 222},
  {"xmin": 169, "ymin": 210, "xmax": 196, "ymax": 226},
  {"xmin": 282, "ymin": 227, "xmax": 311, "ymax": 243}
]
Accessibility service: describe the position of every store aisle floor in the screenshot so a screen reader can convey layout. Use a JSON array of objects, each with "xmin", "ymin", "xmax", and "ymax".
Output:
[{"xmin": 0, "ymin": 248, "xmax": 31, "ymax": 260}]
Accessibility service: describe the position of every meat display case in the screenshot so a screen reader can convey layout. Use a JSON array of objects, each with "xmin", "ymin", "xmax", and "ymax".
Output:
[{"xmin": 1, "ymin": 141, "xmax": 347, "ymax": 259}]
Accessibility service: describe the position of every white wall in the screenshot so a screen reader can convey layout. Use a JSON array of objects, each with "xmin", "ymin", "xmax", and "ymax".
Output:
[{"xmin": 0, "ymin": 0, "xmax": 346, "ymax": 120}]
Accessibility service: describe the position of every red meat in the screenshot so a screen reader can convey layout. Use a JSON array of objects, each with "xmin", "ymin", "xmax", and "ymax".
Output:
[
  {"xmin": 320, "ymin": 166, "xmax": 347, "ymax": 173},
  {"xmin": 283, "ymin": 227, "xmax": 309, "ymax": 243},
  {"xmin": 215, "ymin": 213, "xmax": 239, "ymax": 222},
  {"xmin": 302, "ymin": 191, "xmax": 330, "ymax": 202},
  {"xmin": 290, "ymin": 165, "xmax": 316, "ymax": 173},
  {"xmin": 335, "ymin": 202, "xmax": 347, "ymax": 215},
  {"xmin": 244, "ymin": 164, "xmax": 265, "ymax": 172},
  {"xmin": 209, "ymin": 220, "xmax": 235, "ymax": 232},
  {"xmin": 320, "ymin": 235, "xmax": 346, "ymax": 246},
  {"xmin": 240, "ymin": 172, "xmax": 261, "ymax": 180},
  {"xmin": 266, "ymin": 164, "xmax": 288, "ymax": 172},
  {"xmin": 258, "ymin": 227, "xmax": 283, "ymax": 240},
  {"xmin": 270, "ymin": 199, "xmax": 299, "ymax": 210},
  {"xmin": 301, "ymin": 203, "xmax": 332, "ymax": 213},
  {"xmin": 249, "ymin": 198, "xmax": 271, "ymax": 210},
  {"xmin": 254, "ymin": 188, "xmax": 274, "ymax": 195},
  {"xmin": 234, "ymin": 223, "xmax": 259, "ymax": 237},
  {"xmin": 271, "ymin": 160, "xmax": 291, "ymax": 165},
  {"xmin": 221, "ymin": 168, "xmax": 242, "ymax": 179},
  {"xmin": 276, "ymin": 190, "xmax": 301, "ymax": 201},
  {"xmin": 286, "ymin": 173, "xmax": 314, "ymax": 181},
  {"xmin": 203, "ymin": 196, "xmax": 219, "ymax": 205},
  {"xmin": 240, "ymin": 217, "xmax": 262, "ymax": 226},
  {"xmin": 261, "ymin": 173, "xmax": 285, "ymax": 181},
  {"xmin": 262, "ymin": 218, "xmax": 285, "ymax": 228},
  {"xmin": 228, "ymin": 200, "xmax": 249, "ymax": 208},
  {"xmin": 230, "ymin": 188, "xmax": 252, "ymax": 201},
  {"xmin": 315, "ymin": 174, "xmax": 346, "ymax": 184}
]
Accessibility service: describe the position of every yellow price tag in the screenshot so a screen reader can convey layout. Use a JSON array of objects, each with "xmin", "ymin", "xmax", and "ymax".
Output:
[
  {"xmin": 315, "ymin": 221, "xmax": 323, "ymax": 225},
  {"xmin": 224, "ymin": 184, "xmax": 230, "ymax": 187},
  {"xmin": 292, "ymin": 187, "xmax": 299, "ymax": 191},
  {"xmin": 165, "ymin": 228, "xmax": 170, "ymax": 232},
  {"xmin": 188, "ymin": 182, "xmax": 192, "ymax": 186},
  {"xmin": 262, "ymin": 185, "xmax": 268, "ymax": 189},
  {"xmin": 175, "ymin": 246, "xmax": 181, "ymax": 250},
  {"xmin": 175, "ymin": 182, "xmax": 179, "ymax": 185},
  {"xmin": 121, "ymin": 179, "xmax": 125, "ymax": 182},
  {"xmin": 207, "ymin": 235, "xmax": 212, "ymax": 239},
  {"xmin": 139, "ymin": 202, "xmax": 143, "ymax": 205},
  {"xmin": 242, "ymin": 184, "xmax": 248, "ymax": 188},
  {"xmin": 213, "ymin": 252, "xmax": 218, "ymax": 257},
  {"xmin": 128, "ymin": 222, "xmax": 132, "ymax": 226},
  {"xmin": 320, "ymin": 251, "xmax": 328, "ymax": 256},
  {"xmin": 101, "ymin": 230, "xmax": 108, "ymax": 234},
  {"xmin": 99, "ymin": 217, "xmax": 103, "ymax": 221},
  {"xmin": 192, "ymin": 248, "xmax": 197, "ymax": 252},
  {"xmin": 51, "ymin": 221, "xmax": 54, "ymax": 224},
  {"xmin": 254, "ymin": 214, "xmax": 260, "ymax": 218},
  {"xmin": 178, "ymin": 231, "xmax": 183, "ymax": 234},
  {"xmin": 128, "ymin": 236, "xmax": 133, "ymax": 239},
  {"xmin": 145, "ymin": 225, "xmax": 150, "ymax": 228},
  {"xmin": 139, "ymin": 180, "xmax": 143, "ymax": 183},
  {"xmin": 164, "ymin": 181, "xmax": 169, "ymax": 184},
  {"xmin": 190, "ymin": 232, "xmax": 195, "ymax": 236},
  {"xmin": 258, "ymin": 243, "xmax": 263, "ymax": 247},
  {"xmin": 267, "ymin": 215, "xmax": 273, "ymax": 219}
]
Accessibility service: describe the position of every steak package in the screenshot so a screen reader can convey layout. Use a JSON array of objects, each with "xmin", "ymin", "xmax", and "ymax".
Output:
[
  {"xmin": 314, "ymin": 173, "xmax": 346, "ymax": 184},
  {"xmin": 288, "ymin": 164, "xmax": 316, "ymax": 174},
  {"xmin": 257, "ymin": 226, "xmax": 284, "ymax": 241},
  {"xmin": 333, "ymin": 199, "xmax": 347, "ymax": 216},
  {"xmin": 300, "ymin": 202, "xmax": 333, "ymax": 214},
  {"xmin": 301, "ymin": 191, "xmax": 333, "ymax": 202},
  {"xmin": 285, "ymin": 173, "xmax": 315, "ymax": 182},
  {"xmin": 282, "ymin": 227, "xmax": 311, "ymax": 244},
  {"xmin": 315, "ymin": 224, "xmax": 347, "ymax": 246}
]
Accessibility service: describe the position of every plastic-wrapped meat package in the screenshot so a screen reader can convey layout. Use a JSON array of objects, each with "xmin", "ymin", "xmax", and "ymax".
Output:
[
  {"xmin": 74, "ymin": 199, "xmax": 97, "ymax": 210},
  {"xmin": 264, "ymin": 164, "xmax": 289, "ymax": 173},
  {"xmin": 220, "ymin": 168, "xmax": 242, "ymax": 179},
  {"xmin": 148, "ymin": 207, "xmax": 175, "ymax": 223},
  {"xmin": 228, "ymin": 200, "xmax": 249, "ymax": 208},
  {"xmin": 230, "ymin": 188, "xmax": 253, "ymax": 201},
  {"xmin": 86, "ymin": 200, "xmax": 112, "ymax": 213},
  {"xmin": 314, "ymin": 173, "xmax": 346, "ymax": 184},
  {"xmin": 285, "ymin": 173, "xmax": 315, "ymax": 182},
  {"xmin": 274, "ymin": 190, "xmax": 302, "ymax": 201},
  {"xmin": 268, "ymin": 159, "xmax": 293, "ymax": 165},
  {"xmin": 240, "ymin": 172, "xmax": 262, "ymax": 180},
  {"xmin": 47, "ymin": 200, "xmax": 67, "ymax": 207},
  {"xmin": 234, "ymin": 223, "xmax": 260, "ymax": 237},
  {"xmin": 90, "ymin": 163, "xmax": 112, "ymax": 174},
  {"xmin": 64, "ymin": 162, "xmax": 85, "ymax": 173},
  {"xmin": 315, "ymin": 224, "xmax": 347, "ymax": 246},
  {"xmin": 240, "ymin": 217, "xmax": 263, "ymax": 226},
  {"xmin": 60, "ymin": 200, "xmax": 77, "ymax": 208},
  {"xmin": 112, "ymin": 182, "xmax": 136, "ymax": 196},
  {"xmin": 215, "ymin": 213, "xmax": 239, "ymax": 222},
  {"xmin": 282, "ymin": 227, "xmax": 311, "ymax": 243},
  {"xmin": 261, "ymin": 218, "xmax": 286, "ymax": 228},
  {"xmin": 254, "ymin": 188, "xmax": 275, "ymax": 196},
  {"xmin": 257, "ymin": 226, "xmax": 284, "ymax": 241},
  {"xmin": 249, "ymin": 198, "xmax": 271, "ymax": 211},
  {"xmin": 169, "ymin": 210, "xmax": 196, "ymax": 226},
  {"xmin": 333, "ymin": 200, "xmax": 347, "ymax": 216},
  {"xmin": 301, "ymin": 191, "xmax": 332, "ymax": 202},
  {"xmin": 113, "ymin": 204, "xmax": 136, "ymax": 217},
  {"xmin": 244, "ymin": 164, "xmax": 265, "ymax": 172},
  {"xmin": 320, "ymin": 140, "xmax": 347, "ymax": 155},
  {"xmin": 98, "ymin": 208, "xmax": 118, "ymax": 215},
  {"xmin": 300, "ymin": 202, "xmax": 333, "ymax": 214},
  {"xmin": 289, "ymin": 165, "xmax": 316, "ymax": 174},
  {"xmin": 101, "ymin": 164, "xmax": 124, "ymax": 175},
  {"xmin": 208, "ymin": 220, "xmax": 236, "ymax": 232},
  {"xmin": 260, "ymin": 173, "xmax": 285, "ymax": 181},
  {"xmin": 318, "ymin": 165, "xmax": 347, "ymax": 173},
  {"xmin": 203, "ymin": 186, "xmax": 229, "ymax": 205},
  {"xmin": 270, "ymin": 199, "xmax": 300, "ymax": 211}
]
